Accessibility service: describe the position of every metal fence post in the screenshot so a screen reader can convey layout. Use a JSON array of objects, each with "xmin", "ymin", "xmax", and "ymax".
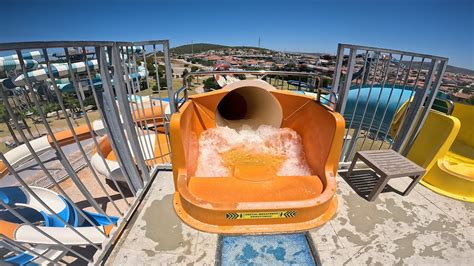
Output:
[
  {"xmin": 392, "ymin": 60, "xmax": 438, "ymax": 152},
  {"xmin": 96, "ymin": 46, "xmax": 144, "ymax": 193},
  {"xmin": 110, "ymin": 45, "xmax": 151, "ymax": 183},
  {"xmin": 336, "ymin": 48, "xmax": 357, "ymax": 114},
  {"xmin": 401, "ymin": 59, "xmax": 447, "ymax": 155},
  {"xmin": 163, "ymin": 40, "xmax": 176, "ymax": 113}
]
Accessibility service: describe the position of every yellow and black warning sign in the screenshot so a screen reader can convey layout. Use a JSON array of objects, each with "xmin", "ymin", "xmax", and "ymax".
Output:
[{"xmin": 226, "ymin": 210, "xmax": 297, "ymax": 220}]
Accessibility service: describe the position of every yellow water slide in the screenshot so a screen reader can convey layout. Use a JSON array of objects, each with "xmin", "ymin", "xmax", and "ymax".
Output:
[{"xmin": 415, "ymin": 103, "xmax": 473, "ymax": 202}]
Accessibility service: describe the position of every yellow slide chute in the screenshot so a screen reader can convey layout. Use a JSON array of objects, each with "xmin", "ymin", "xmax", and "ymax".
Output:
[{"xmin": 405, "ymin": 102, "xmax": 473, "ymax": 202}]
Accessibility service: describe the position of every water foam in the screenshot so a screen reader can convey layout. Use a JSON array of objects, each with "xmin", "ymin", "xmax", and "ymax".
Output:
[{"xmin": 195, "ymin": 125, "xmax": 312, "ymax": 177}]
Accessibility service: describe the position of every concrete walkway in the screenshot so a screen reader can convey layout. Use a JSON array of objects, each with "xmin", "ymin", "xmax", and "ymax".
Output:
[{"xmin": 106, "ymin": 171, "xmax": 473, "ymax": 265}]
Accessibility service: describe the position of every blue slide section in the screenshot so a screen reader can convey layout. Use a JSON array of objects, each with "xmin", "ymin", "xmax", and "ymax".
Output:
[
  {"xmin": 342, "ymin": 85, "xmax": 414, "ymax": 139},
  {"xmin": 0, "ymin": 186, "xmax": 118, "ymax": 265}
]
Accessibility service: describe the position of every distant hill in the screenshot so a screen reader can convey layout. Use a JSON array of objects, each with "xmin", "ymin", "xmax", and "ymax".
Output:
[
  {"xmin": 170, "ymin": 43, "xmax": 228, "ymax": 54},
  {"xmin": 170, "ymin": 43, "xmax": 271, "ymax": 54},
  {"xmin": 445, "ymin": 65, "xmax": 474, "ymax": 76}
]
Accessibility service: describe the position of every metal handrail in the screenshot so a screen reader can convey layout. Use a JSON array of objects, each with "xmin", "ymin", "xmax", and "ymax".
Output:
[
  {"xmin": 175, "ymin": 70, "xmax": 335, "ymax": 110},
  {"xmin": 340, "ymin": 43, "xmax": 449, "ymax": 61},
  {"xmin": 0, "ymin": 41, "xmax": 132, "ymax": 51}
]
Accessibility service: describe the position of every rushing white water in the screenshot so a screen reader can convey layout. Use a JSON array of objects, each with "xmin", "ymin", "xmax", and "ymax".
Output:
[{"xmin": 195, "ymin": 125, "xmax": 312, "ymax": 177}]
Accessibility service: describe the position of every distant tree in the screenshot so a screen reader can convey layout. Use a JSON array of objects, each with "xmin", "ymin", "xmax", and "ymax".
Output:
[
  {"xmin": 321, "ymin": 55, "xmax": 333, "ymax": 60},
  {"xmin": 203, "ymin": 77, "xmax": 220, "ymax": 91},
  {"xmin": 0, "ymin": 104, "xmax": 20, "ymax": 145},
  {"xmin": 42, "ymin": 102, "xmax": 62, "ymax": 116},
  {"xmin": 270, "ymin": 63, "xmax": 280, "ymax": 71},
  {"xmin": 82, "ymin": 96, "xmax": 97, "ymax": 110},
  {"xmin": 322, "ymin": 78, "xmax": 332, "ymax": 88},
  {"xmin": 283, "ymin": 63, "xmax": 297, "ymax": 71},
  {"xmin": 236, "ymin": 74, "xmax": 246, "ymax": 80},
  {"xmin": 191, "ymin": 66, "xmax": 199, "ymax": 72},
  {"xmin": 182, "ymin": 68, "xmax": 189, "ymax": 78},
  {"xmin": 63, "ymin": 93, "xmax": 80, "ymax": 123},
  {"xmin": 469, "ymin": 95, "xmax": 474, "ymax": 105}
]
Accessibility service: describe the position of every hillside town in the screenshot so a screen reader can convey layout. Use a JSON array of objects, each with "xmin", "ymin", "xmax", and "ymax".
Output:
[{"xmin": 172, "ymin": 45, "xmax": 474, "ymax": 103}]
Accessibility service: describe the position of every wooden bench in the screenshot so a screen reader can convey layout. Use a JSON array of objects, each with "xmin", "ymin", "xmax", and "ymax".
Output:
[{"xmin": 347, "ymin": 150, "xmax": 425, "ymax": 201}]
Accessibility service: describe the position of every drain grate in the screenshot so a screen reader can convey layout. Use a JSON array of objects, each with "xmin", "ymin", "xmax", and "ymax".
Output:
[{"xmin": 216, "ymin": 232, "xmax": 320, "ymax": 265}]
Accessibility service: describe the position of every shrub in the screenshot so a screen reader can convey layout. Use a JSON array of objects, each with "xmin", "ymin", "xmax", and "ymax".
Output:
[
  {"xmin": 203, "ymin": 77, "xmax": 220, "ymax": 91},
  {"xmin": 322, "ymin": 78, "xmax": 332, "ymax": 88}
]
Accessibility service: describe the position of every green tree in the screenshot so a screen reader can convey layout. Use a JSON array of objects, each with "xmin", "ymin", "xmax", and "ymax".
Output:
[
  {"xmin": 63, "ymin": 93, "xmax": 80, "ymax": 123},
  {"xmin": 203, "ymin": 77, "xmax": 220, "ymax": 91},
  {"xmin": 43, "ymin": 102, "xmax": 62, "ymax": 115},
  {"xmin": 0, "ymin": 103, "xmax": 20, "ymax": 145},
  {"xmin": 191, "ymin": 66, "xmax": 199, "ymax": 72},
  {"xmin": 182, "ymin": 68, "xmax": 189, "ymax": 78},
  {"xmin": 322, "ymin": 78, "xmax": 332, "ymax": 88},
  {"xmin": 469, "ymin": 95, "xmax": 474, "ymax": 105},
  {"xmin": 82, "ymin": 96, "xmax": 97, "ymax": 110}
]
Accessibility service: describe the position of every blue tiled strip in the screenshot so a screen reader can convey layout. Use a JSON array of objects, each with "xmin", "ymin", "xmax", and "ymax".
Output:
[{"xmin": 219, "ymin": 233, "xmax": 320, "ymax": 265}]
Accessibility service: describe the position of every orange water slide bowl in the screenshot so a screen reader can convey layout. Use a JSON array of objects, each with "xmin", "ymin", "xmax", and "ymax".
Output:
[{"xmin": 170, "ymin": 80, "xmax": 345, "ymax": 234}]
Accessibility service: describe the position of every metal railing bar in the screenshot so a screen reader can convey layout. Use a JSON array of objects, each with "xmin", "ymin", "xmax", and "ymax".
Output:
[
  {"xmin": 81, "ymin": 46, "xmax": 131, "ymax": 205},
  {"xmin": 0, "ymin": 153, "xmax": 101, "ymax": 249},
  {"xmin": 153, "ymin": 45, "xmax": 172, "ymax": 153},
  {"xmin": 0, "ymin": 201, "xmax": 92, "ymax": 263},
  {"xmin": 138, "ymin": 45, "xmax": 159, "ymax": 168},
  {"xmin": 153, "ymin": 44, "xmax": 172, "ymax": 155},
  {"xmin": 110, "ymin": 45, "xmax": 150, "ymax": 184},
  {"xmin": 339, "ymin": 44, "xmax": 448, "ymax": 60},
  {"xmin": 1, "ymin": 238, "xmax": 23, "ymax": 254},
  {"xmin": 344, "ymin": 52, "xmax": 382, "ymax": 161},
  {"xmin": 0, "ymin": 41, "xmax": 123, "ymax": 51},
  {"xmin": 377, "ymin": 56, "xmax": 416, "ymax": 149},
  {"xmin": 358, "ymin": 53, "xmax": 392, "ymax": 150},
  {"xmin": 41, "ymin": 49, "xmax": 114, "ymax": 224},
  {"xmin": 163, "ymin": 41, "xmax": 176, "ymax": 114},
  {"xmin": 64, "ymin": 48, "xmax": 123, "ymax": 215},
  {"xmin": 330, "ymin": 44, "xmax": 346, "ymax": 103},
  {"xmin": 390, "ymin": 57, "xmax": 427, "ymax": 150},
  {"xmin": 369, "ymin": 54, "xmax": 405, "ymax": 149},
  {"xmin": 341, "ymin": 50, "xmax": 370, "ymax": 159},
  {"xmin": 336, "ymin": 48, "xmax": 357, "ymax": 114},
  {"xmin": 0, "ymin": 102, "xmax": 106, "ymax": 237},
  {"xmin": 142, "ymin": 45, "xmax": 165, "ymax": 165},
  {"xmin": 402, "ymin": 59, "xmax": 446, "ymax": 155},
  {"xmin": 183, "ymin": 70, "xmax": 319, "ymax": 79},
  {"xmin": 1, "ymin": 236, "xmax": 57, "ymax": 264},
  {"xmin": 122, "ymin": 46, "xmax": 155, "ymax": 169},
  {"xmin": 124, "ymin": 46, "xmax": 153, "ymax": 167},
  {"xmin": 3, "ymin": 50, "xmax": 111, "ymax": 234},
  {"xmin": 94, "ymin": 46, "xmax": 141, "ymax": 195},
  {"xmin": 132, "ymin": 40, "xmax": 168, "ymax": 46}
]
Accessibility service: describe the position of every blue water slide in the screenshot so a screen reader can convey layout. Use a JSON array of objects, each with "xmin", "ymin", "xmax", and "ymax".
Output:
[
  {"xmin": 1, "ymin": 186, "xmax": 118, "ymax": 264},
  {"xmin": 342, "ymin": 85, "xmax": 414, "ymax": 138}
]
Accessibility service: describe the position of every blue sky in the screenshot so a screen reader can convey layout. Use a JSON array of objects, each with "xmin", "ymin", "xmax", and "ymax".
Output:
[{"xmin": 2, "ymin": 0, "xmax": 473, "ymax": 69}]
